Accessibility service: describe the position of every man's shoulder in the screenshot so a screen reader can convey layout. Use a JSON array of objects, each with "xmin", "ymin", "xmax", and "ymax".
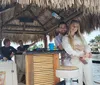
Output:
[
  {"xmin": 55, "ymin": 34, "xmax": 62, "ymax": 40},
  {"xmin": 1, "ymin": 46, "xmax": 4, "ymax": 48},
  {"xmin": 9, "ymin": 46, "xmax": 14, "ymax": 49},
  {"xmin": 55, "ymin": 35, "xmax": 59, "ymax": 38},
  {"xmin": 0, "ymin": 46, "xmax": 4, "ymax": 50},
  {"xmin": 17, "ymin": 46, "xmax": 20, "ymax": 48},
  {"xmin": 17, "ymin": 46, "xmax": 22, "ymax": 50}
]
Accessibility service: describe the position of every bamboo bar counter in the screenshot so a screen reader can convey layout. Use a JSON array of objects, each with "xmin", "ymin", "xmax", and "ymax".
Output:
[{"xmin": 25, "ymin": 50, "xmax": 61, "ymax": 85}]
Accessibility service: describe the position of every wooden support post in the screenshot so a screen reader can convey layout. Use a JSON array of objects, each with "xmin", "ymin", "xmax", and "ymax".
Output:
[
  {"xmin": 53, "ymin": 54, "xmax": 60, "ymax": 85},
  {"xmin": 44, "ymin": 34, "xmax": 47, "ymax": 49},
  {"xmin": 0, "ymin": 25, "xmax": 2, "ymax": 47}
]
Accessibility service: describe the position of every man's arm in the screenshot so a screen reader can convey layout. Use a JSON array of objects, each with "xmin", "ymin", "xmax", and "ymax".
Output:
[
  {"xmin": 55, "ymin": 36, "xmax": 63, "ymax": 50},
  {"xmin": 29, "ymin": 41, "xmax": 37, "ymax": 47},
  {"xmin": 10, "ymin": 47, "xmax": 17, "ymax": 58},
  {"xmin": 11, "ymin": 47, "xmax": 17, "ymax": 54},
  {"xmin": 57, "ymin": 44, "xmax": 63, "ymax": 50}
]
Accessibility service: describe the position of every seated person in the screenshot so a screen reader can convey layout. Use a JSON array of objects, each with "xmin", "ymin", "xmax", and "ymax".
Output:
[
  {"xmin": 0, "ymin": 38, "xmax": 17, "ymax": 60},
  {"xmin": 17, "ymin": 40, "xmax": 36, "ymax": 53}
]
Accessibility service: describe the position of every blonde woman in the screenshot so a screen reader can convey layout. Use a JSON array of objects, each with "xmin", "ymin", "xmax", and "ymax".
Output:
[{"xmin": 62, "ymin": 20, "xmax": 93, "ymax": 85}]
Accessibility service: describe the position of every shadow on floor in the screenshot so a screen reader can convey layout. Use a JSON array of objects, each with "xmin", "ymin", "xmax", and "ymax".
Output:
[{"xmin": 18, "ymin": 83, "xmax": 25, "ymax": 85}]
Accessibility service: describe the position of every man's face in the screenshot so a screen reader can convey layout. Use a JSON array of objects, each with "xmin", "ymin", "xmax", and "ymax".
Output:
[
  {"xmin": 6, "ymin": 41, "xmax": 10, "ymax": 47},
  {"xmin": 59, "ymin": 24, "xmax": 67, "ymax": 35},
  {"xmin": 19, "ymin": 41, "xmax": 23, "ymax": 46}
]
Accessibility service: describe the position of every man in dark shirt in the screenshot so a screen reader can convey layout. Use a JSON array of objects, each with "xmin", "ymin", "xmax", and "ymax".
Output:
[
  {"xmin": 16, "ymin": 40, "xmax": 36, "ymax": 83},
  {"xmin": 17, "ymin": 40, "xmax": 36, "ymax": 53},
  {"xmin": 0, "ymin": 38, "xmax": 17, "ymax": 60}
]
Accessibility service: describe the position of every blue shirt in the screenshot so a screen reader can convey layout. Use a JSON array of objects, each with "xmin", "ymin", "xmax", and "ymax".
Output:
[
  {"xmin": 55, "ymin": 34, "xmax": 63, "ymax": 49},
  {"xmin": 55, "ymin": 34, "xmax": 71, "ymax": 59}
]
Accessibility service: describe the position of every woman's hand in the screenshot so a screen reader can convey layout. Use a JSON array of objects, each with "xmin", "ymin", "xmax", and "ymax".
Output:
[
  {"xmin": 75, "ymin": 45, "xmax": 84, "ymax": 51},
  {"xmin": 79, "ymin": 57, "xmax": 88, "ymax": 64},
  {"xmin": 84, "ymin": 52, "xmax": 92, "ymax": 58}
]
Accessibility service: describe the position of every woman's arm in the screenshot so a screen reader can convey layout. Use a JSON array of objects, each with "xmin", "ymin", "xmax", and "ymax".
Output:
[
  {"xmin": 62, "ymin": 36, "xmax": 83, "ymax": 57},
  {"xmin": 74, "ymin": 45, "xmax": 85, "ymax": 51},
  {"xmin": 82, "ymin": 35, "xmax": 92, "ymax": 58}
]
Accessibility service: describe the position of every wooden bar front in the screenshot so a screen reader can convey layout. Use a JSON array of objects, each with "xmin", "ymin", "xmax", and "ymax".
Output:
[{"xmin": 25, "ymin": 52, "xmax": 60, "ymax": 85}]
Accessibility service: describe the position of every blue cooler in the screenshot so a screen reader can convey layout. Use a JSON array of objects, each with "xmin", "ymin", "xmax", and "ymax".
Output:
[{"xmin": 49, "ymin": 43, "xmax": 54, "ymax": 50}]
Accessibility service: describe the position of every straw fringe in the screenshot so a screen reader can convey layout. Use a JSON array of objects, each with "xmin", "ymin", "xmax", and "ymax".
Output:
[
  {"xmin": 1, "ymin": 0, "xmax": 100, "ymax": 42},
  {"xmin": 3, "ymin": 33, "xmax": 44, "ymax": 43},
  {"xmin": 2, "ymin": 0, "xmax": 100, "ymax": 14}
]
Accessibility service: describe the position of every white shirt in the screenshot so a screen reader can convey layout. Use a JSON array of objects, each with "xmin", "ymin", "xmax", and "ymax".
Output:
[{"xmin": 62, "ymin": 35, "xmax": 91, "ymax": 58}]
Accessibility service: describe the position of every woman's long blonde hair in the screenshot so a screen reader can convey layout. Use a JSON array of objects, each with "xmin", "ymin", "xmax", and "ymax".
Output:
[{"xmin": 68, "ymin": 20, "xmax": 84, "ymax": 49}]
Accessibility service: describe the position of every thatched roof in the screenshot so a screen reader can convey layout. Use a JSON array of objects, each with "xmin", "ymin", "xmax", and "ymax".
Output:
[
  {"xmin": 1, "ymin": 0, "xmax": 100, "ymax": 14},
  {"xmin": 0, "ymin": 0, "xmax": 100, "ymax": 42}
]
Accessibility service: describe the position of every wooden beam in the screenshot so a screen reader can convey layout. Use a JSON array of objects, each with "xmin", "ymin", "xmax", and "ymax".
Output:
[
  {"xmin": 1, "ymin": 4, "xmax": 31, "ymax": 27},
  {"xmin": 64, "ymin": 11, "xmax": 83, "ymax": 22},
  {"xmin": 2, "ymin": 30, "xmax": 45, "ymax": 34},
  {"xmin": 5, "ymin": 24, "xmax": 43, "ymax": 29},
  {"xmin": 46, "ymin": 10, "xmax": 83, "ymax": 33},
  {"xmin": 0, "ymin": 6, "xmax": 14, "ymax": 14},
  {"xmin": 46, "ymin": 24, "xmax": 58, "ymax": 34},
  {"xmin": 29, "ymin": 10, "xmax": 47, "ymax": 31},
  {"xmin": 43, "ymin": 17, "xmax": 53, "ymax": 26}
]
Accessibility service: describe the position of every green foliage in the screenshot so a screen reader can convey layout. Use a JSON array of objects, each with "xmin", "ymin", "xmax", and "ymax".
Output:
[
  {"xmin": 90, "ymin": 35, "xmax": 100, "ymax": 43},
  {"xmin": 95, "ymin": 35, "xmax": 100, "ymax": 42},
  {"xmin": 90, "ymin": 39, "xmax": 95, "ymax": 43}
]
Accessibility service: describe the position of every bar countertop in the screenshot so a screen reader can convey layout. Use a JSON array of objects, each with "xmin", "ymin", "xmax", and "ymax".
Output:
[
  {"xmin": 15, "ymin": 51, "xmax": 100, "ymax": 55},
  {"xmin": 25, "ymin": 50, "xmax": 63, "ymax": 54},
  {"xmin": 15, "ymin": 50, "xmax": 63, "ymax": 55}
]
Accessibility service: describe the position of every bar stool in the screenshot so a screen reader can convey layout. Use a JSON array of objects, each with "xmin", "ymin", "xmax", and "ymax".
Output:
[{"xmin": 56, "ymin": 66, "xmax": 79, "ymax": 85}]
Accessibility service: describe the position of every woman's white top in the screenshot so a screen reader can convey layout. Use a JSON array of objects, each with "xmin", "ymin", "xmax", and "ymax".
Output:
[{"xmin": 62, "ymin": 35, "xmax": 91, "ymax": 58}]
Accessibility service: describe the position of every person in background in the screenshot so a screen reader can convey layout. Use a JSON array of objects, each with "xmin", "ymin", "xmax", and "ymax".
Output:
[
  {"xmin": 17, "ymin": 40, "xmax": 36, "ymax": 53},
  {"xmin": 16, "ymin": 40, "xmax": 36, "ymax": 84},
  {"xmin": 54, "ymin": 22, "xmax": 70, "ymax": 65},
  {"xmin": 0, "ymin": 38, "xmax": 17, "ymax": 60},
  {"xmin": 62, "ymin": 20, "xmax": 93, "ymax": 85}
]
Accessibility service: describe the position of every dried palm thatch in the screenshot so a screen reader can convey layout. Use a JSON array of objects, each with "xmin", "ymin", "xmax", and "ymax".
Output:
[
  {"xmin": 78, "ymin": 13, "xmax": 100, "ymax": 33},
  {"xmin": 3, "ymin": 33, "xmax": 44, "ymax": 43},
  {"xmin": 2, "ymin": 0, "xmax": 100, "ymax": 15},
  {"xmin": 0, "ymin": 0, "xmax": 100, "ymax": 43},
  {"xmin": 2, "ymin": 19, "xmax": 45, "ymax": 42}
]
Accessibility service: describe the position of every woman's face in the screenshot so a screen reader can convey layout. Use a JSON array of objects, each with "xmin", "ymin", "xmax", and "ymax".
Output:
[{"xmin": 70, "ymin": 23, "xmax": 80, "ymax": 35}]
